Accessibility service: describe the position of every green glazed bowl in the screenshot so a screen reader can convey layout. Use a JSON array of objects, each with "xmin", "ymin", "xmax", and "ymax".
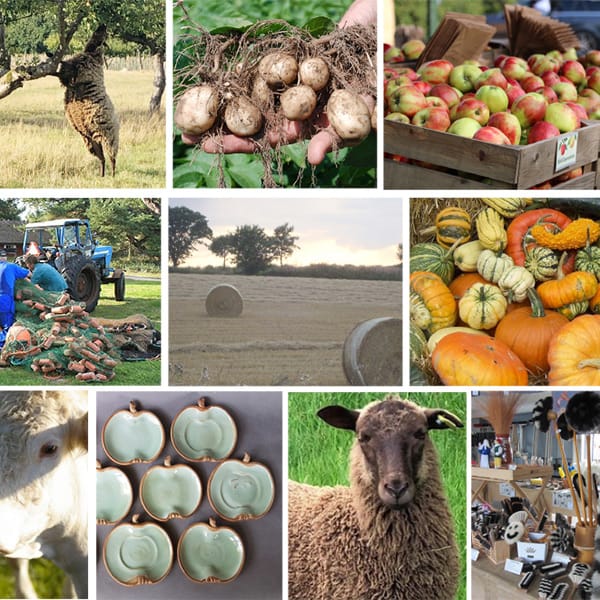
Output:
[
  {"xmin": 178, "ymin": 518, "xmax": 244, "ymax": 583},
  {"xmin": 96, "ymin": 463, "xmax": 133, "ymax": 524},
  {"xmin": 171, "ymin": 397, "xmax": 237, "ymax": 462}
]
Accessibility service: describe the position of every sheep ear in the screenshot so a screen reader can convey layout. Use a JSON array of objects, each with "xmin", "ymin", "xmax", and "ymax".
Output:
[
  {"xmin": 425, "ymin": 409, "xmax": 463, "ymax": 430},
  {"xmin": 317, "ymin": 405, "xmax": 360, "ymax": 431}
]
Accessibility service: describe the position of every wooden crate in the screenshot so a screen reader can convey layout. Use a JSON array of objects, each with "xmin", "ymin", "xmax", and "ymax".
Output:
[{"xmin": 384, "ymin": 119, "xmax": 600, "ymax": 189}]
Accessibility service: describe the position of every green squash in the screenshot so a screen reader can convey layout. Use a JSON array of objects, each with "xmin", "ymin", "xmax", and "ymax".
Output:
[
  {"xmin": 410, "ymin": 242, "xmax": 456, "ymax": 285},
  {"xmin": 575, "ymin": 242, "xmax": 600, "ymax": 280},
  {"xmin": 410, "ymin": 361, "xmax": 429, "ymax": 386},
  {"xmin": 410, "ymin": 323, "xmax": 428, "ymax": 361}
]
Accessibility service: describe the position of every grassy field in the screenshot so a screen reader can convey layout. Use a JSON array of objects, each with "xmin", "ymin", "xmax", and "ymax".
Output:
[
  {"xmin": 0, "ymin": 557, "xmax": 65, "ymax": 600},
  {"xmin": 0, "ymin": 279, "xmax": 161, "ymax": 385},
  {"xmin": 0, "ymin": 70, "xmax": 165, "ymax": 188},
  {"xmin": 169, "ymin": 274, "xmax": 401, "ymax": 386},
  {"xmin": 288, "ymin": 391, "xmax": 467, "ymax": 600}
]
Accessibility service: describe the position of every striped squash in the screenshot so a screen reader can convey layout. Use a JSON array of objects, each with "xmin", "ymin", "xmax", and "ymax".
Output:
[
  {"xmin": 410, "ymin": 323, "xmax": 428, "ymax": 360},
  {"xmin": 524, "ymin": 246, "xmax": 559, "ymax": 281},
  {"xmin": 481, "ymin": 198, "xmax": 529, "ymax": 218},
  {"xmin": 476, "ymin": 206, "xmax": 507, "ymax": 252},
  {"xmin": 410, "ymin": 242, "xmax": 456, "ymax": 284},
  {"xmin": 435, "ymin": 207, "xmax": 471, "ymax": 249}
]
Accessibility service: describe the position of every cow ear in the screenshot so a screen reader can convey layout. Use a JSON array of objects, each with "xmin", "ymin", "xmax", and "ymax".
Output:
[
  {"xmin": 317, "ymin": 406, "xmax": 360, "ymax": 431},
  {"xmin": 424, "ymin": 409, "xmax": 463, "ymax": 430},
  {"xmin": 68, "ymin": 413, "xmax": 88, "ymax": 453}
]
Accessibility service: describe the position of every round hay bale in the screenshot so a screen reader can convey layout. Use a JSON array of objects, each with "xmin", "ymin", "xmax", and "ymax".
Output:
[
  {"xmin": 343, "ymin": 317, "xmax": 402, "ymax": 386},
  {"xmin": 205, "ymin": 284, "xmax": 243, "ymax": 317}
]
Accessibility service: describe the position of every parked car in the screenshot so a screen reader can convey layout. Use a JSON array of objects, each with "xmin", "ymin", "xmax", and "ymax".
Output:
[{"xmin": 487, "ymin": 0, "xmax": 600, "ymax": 55}]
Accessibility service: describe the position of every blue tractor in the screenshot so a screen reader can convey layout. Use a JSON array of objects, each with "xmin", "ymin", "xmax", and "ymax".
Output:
[{"xmin": 20, "ymin": 218, "xmax": 125, "ymax": 312}]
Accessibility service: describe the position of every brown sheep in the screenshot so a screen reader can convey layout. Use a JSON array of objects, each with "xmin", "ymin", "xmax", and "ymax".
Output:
[
  {"xmin": 54, "ymin": 25, "xmax": 119, "ymax": 176},
  {"xmin": 288, "ymin": 396, "xmax": 463, "ymax": 600}
]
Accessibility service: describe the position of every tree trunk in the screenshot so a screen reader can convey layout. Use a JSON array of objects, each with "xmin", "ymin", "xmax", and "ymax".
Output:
[
  {"xmin": 149, "ymin": 52, "xmax": 165, "ymax": 114},
  {"xmin": 0, "ymin": 24, "xmax": 10, "ymax": 74}
]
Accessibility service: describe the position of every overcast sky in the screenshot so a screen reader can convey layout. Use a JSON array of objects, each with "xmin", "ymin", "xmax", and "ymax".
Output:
[{"xmin": 171, "ymin": 198, "xmax": 403, "ymax": 267}]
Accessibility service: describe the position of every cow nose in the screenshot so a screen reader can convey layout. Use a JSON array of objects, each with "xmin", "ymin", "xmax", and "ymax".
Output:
[{"xmin": 384, "ymin": 479, "xmax": 409, "ymax": 499}]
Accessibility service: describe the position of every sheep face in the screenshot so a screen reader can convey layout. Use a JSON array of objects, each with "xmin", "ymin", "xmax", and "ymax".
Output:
[{"xmin": 318, "ymin": 398, "xmax": 462, "ymax": 510}]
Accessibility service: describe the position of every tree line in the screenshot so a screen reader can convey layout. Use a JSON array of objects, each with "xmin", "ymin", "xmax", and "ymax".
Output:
[{"xmin": 169, "ymin": 206, "xmax": 300, "ymax": 275}]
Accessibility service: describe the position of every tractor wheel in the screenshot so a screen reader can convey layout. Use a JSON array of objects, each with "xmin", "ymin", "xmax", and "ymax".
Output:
[
  {"xmin": 62, "ymin": 255, "xmax": 101, "ymax": 313},
  {"xmin": 115, "ymin": 272, "xmax": 126, "ymax": 301}
]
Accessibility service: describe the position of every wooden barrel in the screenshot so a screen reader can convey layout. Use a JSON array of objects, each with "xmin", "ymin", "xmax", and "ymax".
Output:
[
  {"xmin": 342, "ymin": 317, "xmax": 402, "ymax": 386},
  {"xmin": 205, "ymin": 284, "xmax": 243, "ymax": 317}
]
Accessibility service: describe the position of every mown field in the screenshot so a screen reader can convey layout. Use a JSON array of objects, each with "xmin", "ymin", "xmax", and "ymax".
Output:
[
  {"xmin": 0, "ymin": 279, "xmax": 161, "ymax": 386},
  {"xmin": 0, "ymin": 557, "xmax": 65, "ymax": 600},
  {"xmin": 0, "ymin": 70, "xmax": 165, "ymax": 188},
  {"xmin": 169, "ymin": 274, "xmax": 401, "ymax": 386},
  {"xmin": 288, "ymin": 391, "xmax": 467, "ymax": 600}
]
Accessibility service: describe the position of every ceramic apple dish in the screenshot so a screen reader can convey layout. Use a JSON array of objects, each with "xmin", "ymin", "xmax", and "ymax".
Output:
[
  {"xmin": 102, "ymin": 400, "xmax": 165, "ymax": 465},
  {"xmin": 103, "ymin": 515, "xmax": 173, "ymax": 586},
  {"xmin": 208, "ymin": 453, "xmax": 275, "ymax": 521},
  {"xmin": 139, "ymin": 456, "xmax": 202, "ymax": 521},
  {"xmin": 178, "ymin": 518, "xmax": 244, "ymax": 583},
  {"xmin": 171, "ymin": 397, "xmax": 237, "ymax": 462},
  {"xmin": 96, "ymin": 462, "xmax": 133, "ymax": 525}
]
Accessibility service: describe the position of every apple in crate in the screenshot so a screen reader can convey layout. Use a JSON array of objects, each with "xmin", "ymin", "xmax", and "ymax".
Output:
[
  {"xmin": 429, "ymin": 83, "xmax": 462, "ymax": 108},
  {"xmin": 417, "ymin": 60, "xmax": 454, "ymax": 84},
  {"xmin": 473, "ymin": 126, "xmax": 511, "ymax": 144},
  {"xmin": 527, "ymin": 121, "xmax": 560, "ymax": 143},
  {"xmin": 401, "ymin": 39, "xmax": 425, "ymax": 60},
  {"xmin": 511, "ymin": 92, "xmax": 548, "ymax": 128},
  {"xmin": 506, "ymin": 82, "xmax": 526, "ymax": 107},
  {"xmin": 475, "ymin": 85, "xmax": 509, "ymax": 113},
  {"xmin": 521, "ymin": 74, "xmax": 545, "ymax": 92},
  {"xmin": 448, "ymin": 117, "xmax": 482, "ymax": 138},
  {"xmin": 474, "ymin": 67, "xmax": 508, "ymax": 90},
  {"xmin": 565, "ymin": 101, "xmax": 587, "ymax": 122},
  {"xmin": 578, "ymin": 88, "xmax": 600, "ymax": 115},
  {"xmin": 544, "ymin": 102, "xmax": 580, "ymax": 132},
  {"xmin": 424, "ymin": 96, "xmax": 448, "ymax": 109},
  {"xmin": 488, "ymin": 112, "xmax": 522, "ymax": 145},
  {"xmin": 560, "ymin": 60, "xmax": 586, "ymax": 85},
  {"xmin": 384, "ymin": 45, "xmax": 404, "ymax": 63},
  {"xmin": 448, "ymin": 64, "xmax": 482, "ymax": 93},
  {"xmin": 412, "ymin": 107, "xmax": 451, "ymax": 131},
  {"xmin": 585, "ymin": 50, "xmax": 600, "ymax": 67},
  {"xmin": 552, "ymin": 81, "xmax": 578, "ymax": 102},
  {"xmin": 384, "ymin": 112, "xmax": 410, "ymax": 124},
  {"xmin": 587, "ymin": 70, "xmax": 600, "ymax": 95},
  {"xmin": 542, "ymin": 71, "xmax": 561, "ymax": 86},
  {"xmin": 501, "ymin": 56, "xmax": 529, "ymax": 80},
  {"xmin": 454, "ymin": 97, "xmax": 490, "ymax": 125},
  {"xmin": 387, "ymin": 85, "xmax": 427, "ymax": 117}
]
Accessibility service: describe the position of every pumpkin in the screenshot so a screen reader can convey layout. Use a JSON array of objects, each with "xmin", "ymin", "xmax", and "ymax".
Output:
[
  {"xmin": 434, "ymin": 207, "xmax": 471, "ymax": 248},
  {"xmin": 531, "ymin": 218, "xmax": 600, "ymax": 250},
  {"xmin": 505, "ymin": 208, "xmax": 573, "ymax": 268},
  {"xmin": 537, "ymin": 270, "xmax": 598, "ymax": 309},
  {"xmin": 431, "ymin": 332, "xmax": 529, "ymax": 385},
  {"xmin": 410, "ymin": 323, "xmax": 428, "ymax": 360},
  {"xmin": 556, "ymin": 301, "xmax": 589, "ymax": 320},
  {"xmin": 575, "ymin": 238, "xmax": 600, "ymax": 280},
  {"xmin": 524, "ymin": 246, "xmax": 559, "ymax": 281},
  {"xmin": 426, "ymin": 326, "xmax": 489, "ymax": 354},
  {"xmin": 453, "ymin": 240, "xmax": 485, "ymax": 272},
  {"xmin": 548, "ymin": 315, "xmax": 600, "ymax": 385},
  {"xmin": 497, "ymin": 265, "xmax": 536, "ymax": 303},
  {"xmin": 495, "ymin": 288, "xmax": 569, "ymax": 374},
  {"xmin": 410, "ymin": 242, "xmax": 457, "ymax": 284},
  {"xmin": 458, "ymin": 283, "xmax": 507, "ymax": 330},
  {"xmin": 410, "ymin": 271, "xmax": 457, "ymax": 334},
  {"xmin": 590, "ymin": 286, "xmax": 600, "ymax": 313},
  {"xmin": 448, "ymin": 272, "xmax": 488, "ymax": 301},
  {"xmin": 477, "ymin": 249, "xmax": 514, "ymax": 283},
  {"xmin": 476, "ymin": 207, "xmax": 507, "ymax": 252},
  {"xmin": 481, "ymin": 198, "xmax": 530, "ymax": 218}
]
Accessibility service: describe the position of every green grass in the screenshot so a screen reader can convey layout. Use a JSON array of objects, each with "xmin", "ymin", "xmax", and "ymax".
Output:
[
  {"xmin": 288, "ymin": 391, "xmax": 467, "ymax": 600},
  {"xmin": 0, "ymin": 557, "xmax": 65, "ymax": 600},
  {"xmin": 0, "ymin": 279, "xmax": 161, "ymax": 386}
]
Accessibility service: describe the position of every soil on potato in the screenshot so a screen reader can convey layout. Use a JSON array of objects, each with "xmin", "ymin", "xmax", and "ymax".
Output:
[{"xmin": 169, "ymin": 274, "xmax": 401, "ymax": 385}]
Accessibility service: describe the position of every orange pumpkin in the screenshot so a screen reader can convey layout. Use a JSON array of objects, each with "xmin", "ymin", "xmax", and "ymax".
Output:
[
  {"xmin": 495, "ymin": 289, "xmax": 569, "ymax": 374},
  {"xmin": 537, "ymin": 270, "xmax": 598, "ymax": 309},
  {"xmin": 448, "ymin": 272, "xmax": 487, "ymax": 301},
  {"xmin": 590, "ymin": 286, "xmax": 600, "ymax": 314},
  {"xmin": 431, "ymin": 332, "xmax": 529, "ymax": 386},
  {"xmin": 548, "ymin": 315, "xmax": 600, "ymax": 386},
  {"xmin": 410, "ymin": 271, "xmax": 457, "ymax": 334}
]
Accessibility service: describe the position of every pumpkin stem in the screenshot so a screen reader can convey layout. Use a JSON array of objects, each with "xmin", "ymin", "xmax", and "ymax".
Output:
[
  {"xmin": 526, "ymin": 287, "xmax": 546, "ymax": 318},
  {"xmin": 578, "ymin": 358, "xmax": 600, "ymax": 370}
]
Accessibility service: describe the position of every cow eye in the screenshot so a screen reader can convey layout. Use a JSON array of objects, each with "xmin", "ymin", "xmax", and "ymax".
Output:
[{"xmin": 40, "ymin": 443, "xmax": 58, "ymax": 457}]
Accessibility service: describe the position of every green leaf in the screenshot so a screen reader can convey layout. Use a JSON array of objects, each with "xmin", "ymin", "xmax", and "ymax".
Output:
[
  {"xmin": 226, "ymin": 155, "xmax": 264, "ymax": 187},
  {"xmin": 302, "ymin": 16, "xmax": 335, "ymax": 37},
  {"xmin": 343, "ymin": 133, "xmax": 377, "ymax": 168},
  {"xmin": 280, "ymin": 142, "xmax": 307, "ymax": 169}
]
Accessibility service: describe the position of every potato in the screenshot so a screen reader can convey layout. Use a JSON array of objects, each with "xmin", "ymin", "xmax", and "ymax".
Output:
[
  {"xmin": 224, "ymin": 96, "xmax": 263, "ymax": 136},
  {"xmin": 258, "ymin": 53, "xmax": 298, "ymax": 88},
  {"xmin": 327, "ymin": 90, "xmax": 371, "ymax": 141},
  {"xmin": 251, "ymin": 76, "xmax": 273, "ymax": 110},
  {"xmin": 280, "ymin": 85, "xmax": 317, "ymax": 121},
  {"xmin": 174, "ymin": 85, "xmax": 219, "ymax": 136},
  {"xmin": 299, "ymin": 57, "xmax": 330, "ymax": 91}
]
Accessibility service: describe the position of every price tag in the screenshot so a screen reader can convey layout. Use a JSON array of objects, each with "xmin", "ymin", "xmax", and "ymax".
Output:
[
  {"xmin": 555, "ymin": 131, "xmax": 578, "ymax": 172},
  {"xmin": 471, "ymin": 548, "xmax": 480, "ymax": 561},
  {"xmin": 504, "ymin": 559, "xmax": 524, "ymax": 575}
]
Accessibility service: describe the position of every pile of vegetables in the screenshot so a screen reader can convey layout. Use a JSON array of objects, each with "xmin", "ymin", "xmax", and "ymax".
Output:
[
  {"xmin": 410, "ymin": 199, "xmax": 600, "ymax": 386},
  {"xmin": 174, "ymin": 10, "xmax": 376, "ymax": 187}
]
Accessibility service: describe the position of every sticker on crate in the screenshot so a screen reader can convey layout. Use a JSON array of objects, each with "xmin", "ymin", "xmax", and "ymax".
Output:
[{"xmin": 555, "ymin": 131, "xmax": 578, "ymax": 172}]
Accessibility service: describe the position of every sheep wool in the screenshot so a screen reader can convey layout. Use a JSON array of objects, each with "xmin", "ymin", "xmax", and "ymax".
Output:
[
  {"xmin": 288, "ymin": 398, "xmax": 461, "ymax": 600},
  {"xmin": 55, "ymin": 24, "xmax": 119, "ymax": 177}
]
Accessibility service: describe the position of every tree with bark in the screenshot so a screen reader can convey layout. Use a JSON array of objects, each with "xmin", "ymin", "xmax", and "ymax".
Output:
[{"xmin": 169, "ymin": 206, "xmax": 212, "ymax": 268}]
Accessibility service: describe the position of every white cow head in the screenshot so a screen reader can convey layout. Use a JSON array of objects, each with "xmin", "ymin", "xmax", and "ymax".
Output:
[{"xmin": 0, "ymin": 391, "xmax": 87, "ymax": 562}]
